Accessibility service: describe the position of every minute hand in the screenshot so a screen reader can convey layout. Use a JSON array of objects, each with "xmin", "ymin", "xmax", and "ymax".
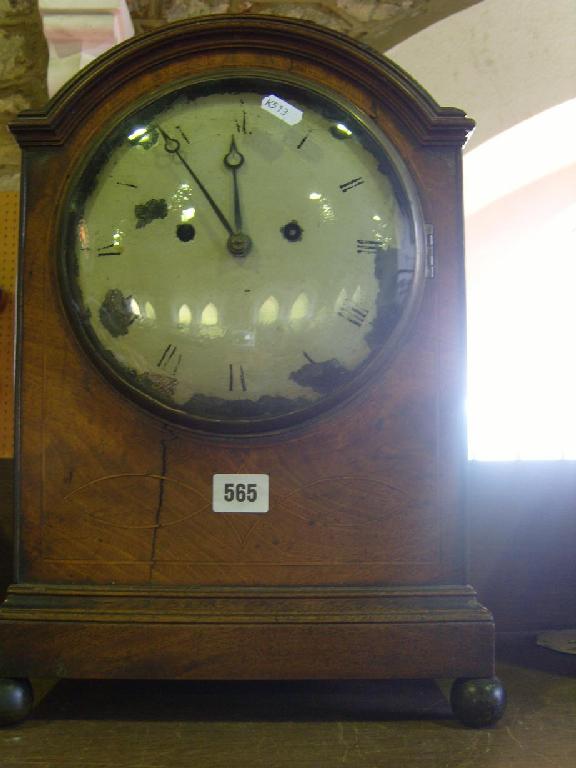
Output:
[{"xmin": 159, "ymin": 127, "xmax": 234, "ymax": 237}]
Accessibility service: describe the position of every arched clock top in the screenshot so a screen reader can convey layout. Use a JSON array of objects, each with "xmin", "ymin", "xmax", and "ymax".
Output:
[
  {"xmin": 9, "ymin": 15, "xmax": 474, "ymax": 149},
  {"xmin": 1, "ymin": 12, "xmax": 499, "ymax": 725}
]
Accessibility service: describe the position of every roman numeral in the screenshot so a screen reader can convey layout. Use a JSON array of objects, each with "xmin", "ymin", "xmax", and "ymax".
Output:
[
  {"xmin": 340, "ymin": 177, "xmax": 365, "ymax": 192},
  {"xmin": 297, "ymin": 132, "xmax": 311, "ymax": 149},
  {"xmin": 176, "ymin": 125, "xmax": 190, "ymax": 143},
  {"xmin": 338, "ymin": 299, "xmax": 369, "ymax": 328},
  {"xmin": 97, "ymin": 243, "xmax": 123, "ymax": 256},
  {"xmin": 229, "ymin": 364, "xmax": 247, "ymax": 392},
  {"xmin": 356, "ymin": 239, "xmax": 384, "ymax": 256},
  {"xmin": 235, "ymin": 111, "xmax": 249, "ymax": 134},
  {"xmin": 157, "ymin": 344, "xmax": 181, "ymax": 374}
]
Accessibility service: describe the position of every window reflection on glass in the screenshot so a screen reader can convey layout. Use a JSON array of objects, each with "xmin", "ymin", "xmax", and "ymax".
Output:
[
  {"xmin": 201, "ymin": 302, "xmax": 218, "ymax": 326},
  {"xmin": 290, "ymin": 292, "xmax": 310, "ymax": 323},
  {"xmin": 144, "ymin": 301, "xmax": 156, "ymax": 321},
  {"xmin": 177, "ymin": 303, "xmax": 192, "ymax": 328},
  {"xmin": 334, "ymin": 288, "xmax": 347, "ymax": 314},
  {"xmin": 258, "ymin": 295, "xmax": 279, "ymax": 325}
]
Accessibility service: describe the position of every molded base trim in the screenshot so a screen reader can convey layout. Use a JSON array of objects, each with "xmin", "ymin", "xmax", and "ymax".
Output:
[{"xmin": 0, "ymin": 583, "xmax": 495, "ymax": 680}]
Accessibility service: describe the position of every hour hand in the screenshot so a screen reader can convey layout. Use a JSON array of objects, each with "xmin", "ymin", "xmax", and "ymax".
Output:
[{"xmin": 224, "ymin": 136, "xmax": 245, "ymax": 233}]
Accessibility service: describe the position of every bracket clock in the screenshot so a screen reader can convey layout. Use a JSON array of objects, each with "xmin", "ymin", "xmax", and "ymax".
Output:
[{"xmin": 0, "ymin": 15, "xmax": 505, "ymax": 726}]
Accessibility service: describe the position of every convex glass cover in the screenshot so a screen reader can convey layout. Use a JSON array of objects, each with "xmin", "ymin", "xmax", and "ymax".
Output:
[{"xmin": 61, "ymin": 74, "xmax": 424, "ymax": 432}]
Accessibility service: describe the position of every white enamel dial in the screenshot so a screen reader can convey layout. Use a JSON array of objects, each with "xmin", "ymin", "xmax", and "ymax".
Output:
[{"xmin": 62, "ymin": 75, "xmax": 422, "ymax": 431}]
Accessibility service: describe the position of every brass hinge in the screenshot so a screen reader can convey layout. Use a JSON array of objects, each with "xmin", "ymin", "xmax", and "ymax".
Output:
[{"xmin": 425, "ymin": 224, "xmax": 435, "ymax": 279}]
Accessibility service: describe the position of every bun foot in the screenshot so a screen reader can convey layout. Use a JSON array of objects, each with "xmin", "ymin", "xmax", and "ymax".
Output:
[
  {"xmin": 0, "ymin": 678, "xmax": 34, "ymax": 726},
  {"xmin": 450, "ymin": 676, "xmax": 506, "ymax": 728}
]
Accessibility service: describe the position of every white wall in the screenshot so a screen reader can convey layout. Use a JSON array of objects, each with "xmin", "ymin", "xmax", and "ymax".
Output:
[
  {"xmin": 388, "ymin": 0, "xmax": 576, "ymax": 150},
  {"xmin": 390, "ymin": 0, "xmax": 576, "ymax": 460},
  {"xmin": 39, "ymin": 0, "xmax": 134, "ymax": 96}
]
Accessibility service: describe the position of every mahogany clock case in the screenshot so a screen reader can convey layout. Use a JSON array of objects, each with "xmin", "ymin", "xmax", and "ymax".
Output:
[{"xmin": 1, "ymin": 16, "xmax": 495, "ymax": 697}]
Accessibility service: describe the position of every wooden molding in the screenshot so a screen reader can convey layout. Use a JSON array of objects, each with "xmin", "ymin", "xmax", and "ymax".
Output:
[
  {"xmin": 11, "ymin": 16, "xmax": 474, "ymax": 148},
  {"xmin": 2, "ymin": 583, "xmax": 493, "ymax": 624},
  {"xmin": 0, "ymin": 584, "xmax": 494, "ymax": 680}
]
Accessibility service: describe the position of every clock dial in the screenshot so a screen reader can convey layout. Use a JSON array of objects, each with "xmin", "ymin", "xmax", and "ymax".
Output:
[{"xmin": 61, "ymin": 74, "xmax": 423, "ymax": 431}]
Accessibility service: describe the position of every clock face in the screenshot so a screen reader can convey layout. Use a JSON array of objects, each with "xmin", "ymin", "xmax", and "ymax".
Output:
[{"xmin": 61, "ymin": 73, "xmax": 424, "ymax": 433}]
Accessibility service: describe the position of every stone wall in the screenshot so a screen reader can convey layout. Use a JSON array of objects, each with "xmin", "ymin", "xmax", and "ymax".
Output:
[
  {"xmin": 0, "ymin": 1, "xmax": 48, "ymax": 191},
  {"xmin": 128, "ymin": 0, "xmax": 482, "ymax": 49},
  {"xmin": 0, "ymin": 1, "xmax": 482, "ymax": 189}
]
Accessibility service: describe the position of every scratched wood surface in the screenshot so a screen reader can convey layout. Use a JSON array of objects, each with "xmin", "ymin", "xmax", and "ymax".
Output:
[{"xmin": 0, "ymin": 635, "xmax": 574, "ymax": 768}]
